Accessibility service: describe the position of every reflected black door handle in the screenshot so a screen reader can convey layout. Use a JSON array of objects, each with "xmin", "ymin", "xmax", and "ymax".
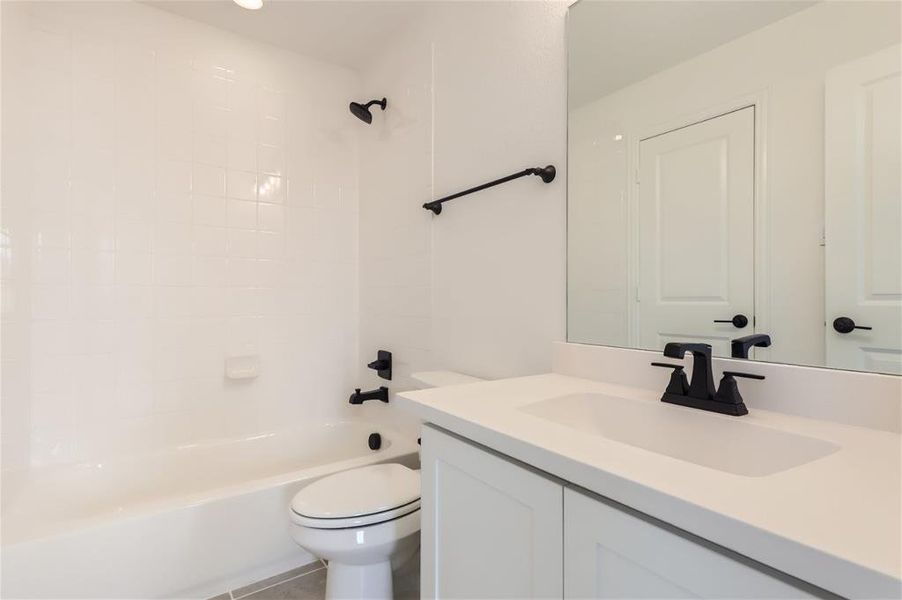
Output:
[
  {"xmin": 833, "ymin": 317, "xmax": 872, "ymax": 334},
  {"xmin": 714, "ymin": 314, "xmax": 749, "ymax": 328}
]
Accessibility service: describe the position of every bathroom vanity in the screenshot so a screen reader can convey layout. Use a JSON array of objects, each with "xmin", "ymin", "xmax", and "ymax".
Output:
[
  {"xmin": 419, "ymin": 426, "xmax": 818, "ymax": 599},
  {"xmin": 398, "ymin": 344, "xmax": 902, "ymax": 600}
]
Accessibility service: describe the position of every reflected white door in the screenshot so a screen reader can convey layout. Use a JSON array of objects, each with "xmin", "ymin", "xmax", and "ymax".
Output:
[
  {"xmin": 637, "ymin": 107, "xmax": 755, "ymax": 357},
  {"xmin": 825, "ymin": 45, "xmax": 902, "ymax": 375}
]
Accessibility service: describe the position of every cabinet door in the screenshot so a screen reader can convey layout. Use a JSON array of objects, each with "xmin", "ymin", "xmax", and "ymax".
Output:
[
  {"xmin": 564, "ymin": 488, "xmax": 816, "ymax": 599},
  {"xmin": 421, "ymin": 425, "xmax": 564, "ymax": 599}
]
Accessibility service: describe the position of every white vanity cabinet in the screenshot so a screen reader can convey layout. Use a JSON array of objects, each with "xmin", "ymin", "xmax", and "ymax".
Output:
[
  {"xmin": 421, "ymin": 425, "xmax": 822, "ymax": 600},
  {"xmin": 564, "ymin": 488, "xmax": 817, "ymax": 599},
  {"xmin": 420, "ymin": 425, "xmax": 564, "ymax": 599}
]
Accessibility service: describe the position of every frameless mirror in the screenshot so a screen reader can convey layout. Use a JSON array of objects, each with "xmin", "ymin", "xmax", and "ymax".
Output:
[{"xmin": 567, "ymin": 0, "xmax": 902, "ymax": 375}]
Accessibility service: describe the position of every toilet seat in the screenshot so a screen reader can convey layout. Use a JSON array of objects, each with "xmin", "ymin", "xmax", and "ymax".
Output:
[{"xmin": 290, "ymin": 463, "xmax": 420, "ymax": 530}]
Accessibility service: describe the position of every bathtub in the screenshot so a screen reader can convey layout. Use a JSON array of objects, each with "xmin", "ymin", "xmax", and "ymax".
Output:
[{"xmin": 1, "ymin": 421, "xmax": 419, "ymax": 599}]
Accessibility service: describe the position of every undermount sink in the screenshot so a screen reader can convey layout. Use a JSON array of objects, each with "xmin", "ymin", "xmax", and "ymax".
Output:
[{"xmin": 520, "ymin": 393, "xmax": 840, "ymax": 477}]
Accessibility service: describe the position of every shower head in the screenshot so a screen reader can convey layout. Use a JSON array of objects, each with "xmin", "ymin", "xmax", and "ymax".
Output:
[{"xmin": 349, "ymin": 97, "xmax": 387, "ymax": 124}]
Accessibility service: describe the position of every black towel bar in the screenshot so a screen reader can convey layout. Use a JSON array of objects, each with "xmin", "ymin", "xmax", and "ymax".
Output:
[{"xmin": 423, "ymin": 165, "xmax": 555, "ymax": 215}]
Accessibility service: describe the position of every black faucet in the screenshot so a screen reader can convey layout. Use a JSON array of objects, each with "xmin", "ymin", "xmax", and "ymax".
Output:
[
  {"xmin": 652, "ymin": 342, "xmax": 764, "ymax": 416},
  {"xmin": 663, "ymin": 342, "xmax": 715, "ymax": 400},
  {"xmin": 349, "ymin": 386, "xmax": 389, "ymax": 405},
  {"xmin": 731, "ymin": 334, "xmax": 771, "ymax": 359}
]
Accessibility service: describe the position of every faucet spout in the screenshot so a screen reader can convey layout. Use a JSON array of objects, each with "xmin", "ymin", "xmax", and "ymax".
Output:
[
  {"xmin": 348, "ymin": 386, "xmax": 389, "ymax": 405},
  {"xmin": 663, "ymin": 342, "xmax": 715, "ymax": 400},
  {"xmin": 731, "ymin": 334, "xmax": 772, "ymax": 359}
]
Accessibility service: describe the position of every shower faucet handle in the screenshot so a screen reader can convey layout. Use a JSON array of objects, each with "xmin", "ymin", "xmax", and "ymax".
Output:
[{"xmin": 366, "ymin": 350, "xmax": 392, "ymax": 380}]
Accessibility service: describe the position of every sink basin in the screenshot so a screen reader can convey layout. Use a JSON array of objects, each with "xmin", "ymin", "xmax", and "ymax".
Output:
[{"xmin": 520, "ymin": 393, "xmax": 840, "ymax": 476}]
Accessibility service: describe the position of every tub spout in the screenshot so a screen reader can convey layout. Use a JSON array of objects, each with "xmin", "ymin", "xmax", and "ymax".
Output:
[{"xmin": 349, "ymin": 386, "xmax": 389, "ymax": 404}]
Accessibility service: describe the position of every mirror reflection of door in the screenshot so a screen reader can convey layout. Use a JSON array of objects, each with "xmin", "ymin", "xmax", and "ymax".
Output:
[
  {"xmin": 637, "ymin": 107, "xmax": 755, "ymax": 357},
  {"xmin": 825, "ymin": 45, "xmax": 902, "ymax": 375}
]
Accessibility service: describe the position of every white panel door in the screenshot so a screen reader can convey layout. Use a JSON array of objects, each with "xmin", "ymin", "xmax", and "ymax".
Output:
[
  {"xmin": 563, "ymin": 488, "xmax": 816, "ymax": 599},
  {"xmin": 638, "ymin": 107, "xmax": 755, "ymax": 357},
  {"xmin": 420, "ymin": 425, "xmax": 563, "ymax": 599},
  {"xmin": 825, "ymin": 44, "xmax": 902, "ymax": 374}
]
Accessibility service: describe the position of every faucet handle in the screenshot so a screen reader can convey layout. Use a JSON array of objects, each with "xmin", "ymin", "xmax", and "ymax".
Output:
[
  {"xmin": 722, "ymin": 371, "xmax": 765, "ymax": 380},
  {"xmin": 714, "ymin": 371, "xmax": 764, "ymax": 415},
  {"xmin": 651, "ymin": 362, "xmax": 690, "ymax": 396},
  {"xmin": 651, "ymin": 362, "xmax": 684, "ymax": 369}
]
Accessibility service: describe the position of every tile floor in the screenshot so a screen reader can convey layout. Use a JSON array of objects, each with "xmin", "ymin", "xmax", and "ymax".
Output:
[{"xmin": 210, "ymin": 552, "xmax": 420, "ymax": 600}]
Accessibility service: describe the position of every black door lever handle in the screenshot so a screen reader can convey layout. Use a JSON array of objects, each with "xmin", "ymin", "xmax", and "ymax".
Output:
[
  {"xmin": 714, "ymin": 314, "xmax": 749, "ymax": 328},
  {"xmin": 833, "ymin": 317, "xmax": 872, "ymax": 334}
]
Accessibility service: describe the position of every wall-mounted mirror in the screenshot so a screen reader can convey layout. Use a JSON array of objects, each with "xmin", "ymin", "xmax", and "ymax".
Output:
[{"xmin": 568, "ymin": 0, "xmax": 901, "ymax": 375}]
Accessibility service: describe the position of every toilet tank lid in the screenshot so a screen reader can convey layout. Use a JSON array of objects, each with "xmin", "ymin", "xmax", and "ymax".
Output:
[
  {"xmin": 410, "ymin": 370, "xmax": 484, "ymax": 388},
  {"xmin": 291, "ymin": 463, "xmax": 420, "ymax": 519}
]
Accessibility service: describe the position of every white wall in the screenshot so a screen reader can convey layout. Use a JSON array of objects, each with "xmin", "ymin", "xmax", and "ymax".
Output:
[
  {"xmin": 1, "ymin": 0, "xmax": 570, "ymax": 463},
  {"xmin": 0, "ymin": 1, "xmax": 362, "ymax": 468},
  {"xmin": 568, "ymin": 1, "xmax": 901, "ymax": 366},
  {"xmin": 357, "ymin": 1, "xmax": 567, "ymax": 427}
]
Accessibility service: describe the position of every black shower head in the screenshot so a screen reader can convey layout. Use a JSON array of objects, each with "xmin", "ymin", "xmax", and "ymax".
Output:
[{"xmin": 349, "ymin": 97, "xmax": 387, "ymax": 124}]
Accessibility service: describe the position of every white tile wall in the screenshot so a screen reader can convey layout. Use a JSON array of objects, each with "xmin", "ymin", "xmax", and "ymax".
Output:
[
  {"xmin": 358, "ymin": 21, "xmax": 434, "ymax": 411},
  {"xmin": 356, "ymin": 2, "xmax": 568, "ymax": 433},
  {"xmin": 429, "ymin": 2, "xmax": 567, "ymax": 380},
  {"xmin": 1, "ymin": 1, "xmax": 362, "ymax": 468}
]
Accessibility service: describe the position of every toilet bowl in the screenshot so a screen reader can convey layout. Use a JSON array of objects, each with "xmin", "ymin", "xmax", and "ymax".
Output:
[
  {"xmin": 288, "ymin": 370, "xmax": 482, "ymax": 599},
  {"xmin": 289, "ymin": 463, "xmax": 421, "ymax": 600}
]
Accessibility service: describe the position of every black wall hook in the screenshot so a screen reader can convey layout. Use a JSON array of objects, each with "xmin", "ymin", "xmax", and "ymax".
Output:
[{"xmin": 423, "ymin": 165, "xmax": 555, "ymax": 215}]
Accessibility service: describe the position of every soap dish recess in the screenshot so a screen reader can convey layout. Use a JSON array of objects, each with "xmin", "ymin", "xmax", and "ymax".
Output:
[{"xmin": 225, "ymin": 355, "xmax": 260, "ymax": 379}]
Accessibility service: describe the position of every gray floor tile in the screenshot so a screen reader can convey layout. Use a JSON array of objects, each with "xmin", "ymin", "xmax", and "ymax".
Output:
[
  {"xmin": 240, "ymin": 551, "xmax": 419, "ymax": 600},
  {"xmin": 233, "ymin": 562, "xmax": 324, "ymax": 599},
  {"xmin": 244, "ymin": 567, "xmax": 327, "ymax": 600},
  {"xmin": 207, "ymin": 594, "xmax": 231, "ymax": 600},
  {"xmin": 393, "ymin": 550, "xmax": 421, "ymax": 600}
]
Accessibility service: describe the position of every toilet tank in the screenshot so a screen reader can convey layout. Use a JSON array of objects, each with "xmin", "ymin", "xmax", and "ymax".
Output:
[
  {"xmin": 406, "ymin": 371, "xmax": 484, "ymax": 463},
  {"xmin": 409, "ymin": 371, "xmax": 484, "ymax": 389}
]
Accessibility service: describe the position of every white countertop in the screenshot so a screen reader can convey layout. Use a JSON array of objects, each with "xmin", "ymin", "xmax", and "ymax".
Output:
[{"xmin": 398, "ymin": 374, "xmax": 902, "ymax": 599}]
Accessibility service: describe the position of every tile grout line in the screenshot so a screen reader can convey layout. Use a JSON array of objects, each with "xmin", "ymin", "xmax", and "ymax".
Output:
[{"xmin": 230, "ymin": 565, "xmax": 326, "ymax": 600}]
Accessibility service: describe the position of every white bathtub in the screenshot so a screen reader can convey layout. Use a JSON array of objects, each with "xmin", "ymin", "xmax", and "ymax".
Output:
[{"xmin": 1, "ymin": 421, "xmax": 419, "ymax": 599}]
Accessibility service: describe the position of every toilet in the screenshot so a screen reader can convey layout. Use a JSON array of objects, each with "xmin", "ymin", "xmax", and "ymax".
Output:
[
  {"xmin": 288, "ymin": 370, "xmax": 482, "ymax": 600},
  {"xmin": 289, "ymin": 463, "xmax": 421, "ymax": 599}
]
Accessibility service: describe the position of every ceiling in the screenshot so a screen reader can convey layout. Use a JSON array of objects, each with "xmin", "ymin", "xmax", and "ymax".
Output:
[
  {"xmin": 145, "ymin": 0, "xmax": 427, "ymax": 70},
  {"xmin": 147, "ymin": 0, "xmax": 818, "ymax": 97},
  {"xmin": 569, "ymin": 0, "xmax": 818, "ymax": 107}
]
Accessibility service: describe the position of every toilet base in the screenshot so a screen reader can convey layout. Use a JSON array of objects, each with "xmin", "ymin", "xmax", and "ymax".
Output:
[{"xmin": 325, "ymin": 560, "xmax": 392, "ymax": 600}]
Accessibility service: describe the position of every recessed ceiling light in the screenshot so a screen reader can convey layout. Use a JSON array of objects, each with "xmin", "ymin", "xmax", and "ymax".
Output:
[{"xmin": 233, "ymin": 0, "xmax": 263, "ymax": 10}]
